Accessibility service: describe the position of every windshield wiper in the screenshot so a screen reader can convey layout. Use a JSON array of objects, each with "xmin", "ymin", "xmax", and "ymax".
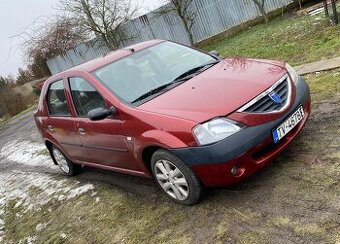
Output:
[
  {"xmin": 131, "ymin": 60, "xmax": 220, "ymax": 104},
  {"xmin": 173, "ymin": 60, "xmax": 220, "ymax": 82},
  {"xmin": 131, "ymin": 82, "xmax": 176, "ymax": 103}
]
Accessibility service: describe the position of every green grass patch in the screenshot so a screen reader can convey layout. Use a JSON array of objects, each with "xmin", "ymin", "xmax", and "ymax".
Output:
[
  {"xmin": 200, "ymin": 13, "xmax": 340, "ymax": 66},
  {"xmin": 304, "ymin": 69, "xmax": 340, "ymax": 101}
]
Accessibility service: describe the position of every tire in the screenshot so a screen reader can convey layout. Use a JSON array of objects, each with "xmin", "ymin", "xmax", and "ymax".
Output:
[
  {"xmin": 50, "ymin": 145, "xmax": 82, "ymax": 176},
  {"xmin": 151, "ymin": 149, "xmax": 204, "ymax": 205}
]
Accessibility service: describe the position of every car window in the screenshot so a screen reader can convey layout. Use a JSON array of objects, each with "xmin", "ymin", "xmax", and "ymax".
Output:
[
  {"xmin": 93, "ymin": 41, "xmax": 215, "ymax": 103},
  {"xmin": 47, "ymin": 80, "xmax": 71, "ymax": 117},
  {"xmin": 153, "ymin": 43, "xmax": 208, "ymax": 74},
  {"xmin": 69, "ymin": 77, "xmax": 107, "ymax": 117}
]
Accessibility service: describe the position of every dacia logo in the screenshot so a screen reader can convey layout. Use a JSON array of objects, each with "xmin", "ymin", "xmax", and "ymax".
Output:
[{"xmin": 268, "ymin": 91, "xmax": 283, "ymax": 104}]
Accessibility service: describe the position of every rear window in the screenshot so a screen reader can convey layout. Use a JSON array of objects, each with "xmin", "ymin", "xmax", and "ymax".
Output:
[{"xmin": 47, "ymin": 80, "xmax": 71, "ymax": 117}]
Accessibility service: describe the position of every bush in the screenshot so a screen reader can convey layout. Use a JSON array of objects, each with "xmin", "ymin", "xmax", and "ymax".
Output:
[
  {"xmin": 32, "ymin": 85, "xmax": 41, "ymax": 96},
  {"xmin": 0, "ymin": 87, "xmax": 37, "ymax": 117}
]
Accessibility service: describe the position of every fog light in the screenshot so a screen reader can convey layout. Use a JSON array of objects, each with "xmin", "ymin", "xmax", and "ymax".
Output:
[{"xmin": 231, "ymin": 166, "xmax": 239, "ymax": 176}]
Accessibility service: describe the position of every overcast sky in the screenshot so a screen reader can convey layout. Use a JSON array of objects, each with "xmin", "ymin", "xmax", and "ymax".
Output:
[{"xmin": 0, "ymin": 0, "xmax": 163, "ymax": 78}]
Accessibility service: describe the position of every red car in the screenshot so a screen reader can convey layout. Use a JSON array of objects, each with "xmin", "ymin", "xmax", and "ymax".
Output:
[{"xmin": 34, "ymin": 40, "xmax": 311, "ymax": 205}]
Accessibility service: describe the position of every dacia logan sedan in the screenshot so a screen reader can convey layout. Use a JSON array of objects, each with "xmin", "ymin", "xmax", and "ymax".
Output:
[{"xmin": 34, "ymin": 40, "xmax": 311, "ymax": 205}]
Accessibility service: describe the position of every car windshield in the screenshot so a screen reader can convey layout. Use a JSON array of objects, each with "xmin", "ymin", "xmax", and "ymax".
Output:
[{"xmin": 93, "ymin": 41, "xmax": 217, "ymax": 104}]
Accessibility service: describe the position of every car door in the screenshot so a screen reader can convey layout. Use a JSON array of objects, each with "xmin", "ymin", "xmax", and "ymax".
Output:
[
  {"xmin": 67, "ymin": 76, "xmax": 141, "ymax": 171},
  {"xmin": 45, "ymin": 79, "xmax": 85, "ymax": 161}
]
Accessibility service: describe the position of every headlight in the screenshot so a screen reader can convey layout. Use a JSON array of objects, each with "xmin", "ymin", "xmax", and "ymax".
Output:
[
  {"xmin": 192, "ymin": 118, "xmax": 244, "ymax": 145},
  {"xmin": 285, "ymin": 63, "xmax": 299, "ymax": 84}
]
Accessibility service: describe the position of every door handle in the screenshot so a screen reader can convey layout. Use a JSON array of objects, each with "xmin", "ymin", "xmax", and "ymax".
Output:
[
  {"xmin": 47, "ymin": 125, "xmax": 54, "ymax": 132},
  {"xmin": 78, "ymin": 128, "xmax": 86, "ymax": 134}
]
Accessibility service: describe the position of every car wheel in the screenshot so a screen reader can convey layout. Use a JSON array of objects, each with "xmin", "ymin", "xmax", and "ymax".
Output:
[
  {"xmin": 151, "ymin": 149, "xmax": 203, "ymax": 205},
  {"xmin": 50, "ymin": 145, "xmax": 82, "ymax": 176}
]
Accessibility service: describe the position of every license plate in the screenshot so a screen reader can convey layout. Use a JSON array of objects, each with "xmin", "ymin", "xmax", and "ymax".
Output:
[{"xmin": 272, "ymin": 106, "xmax": 304, "ymax": 143}]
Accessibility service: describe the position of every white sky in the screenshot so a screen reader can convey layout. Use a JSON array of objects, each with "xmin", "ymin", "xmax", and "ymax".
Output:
[{"xmin": 0, "ymin": 0, "xmax": 164, "ymax": 78}]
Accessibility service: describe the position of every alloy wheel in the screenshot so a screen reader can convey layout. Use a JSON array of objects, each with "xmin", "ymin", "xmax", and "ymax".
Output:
[
  {"xmin": 52, "ymin": 149, "xmax": 70, "ymax": 174},
  {"xmin": 154, "ymin": 159, "xmax": 189, "ymax": 200}
]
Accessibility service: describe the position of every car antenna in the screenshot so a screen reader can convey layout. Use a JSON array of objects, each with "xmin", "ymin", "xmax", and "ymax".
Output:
[{"xmin": 102, "ymin": 47, "xmax": 134, "ymax": 57}]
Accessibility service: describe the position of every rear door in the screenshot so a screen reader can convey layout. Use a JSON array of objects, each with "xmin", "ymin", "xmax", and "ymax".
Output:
[
  {"xmin": 45, "ymin": 80, "xmax": 85, "ymax": 161},
  {"xmin": 67, "ymin": 76, "xmax": 140, "ymax": 171}
]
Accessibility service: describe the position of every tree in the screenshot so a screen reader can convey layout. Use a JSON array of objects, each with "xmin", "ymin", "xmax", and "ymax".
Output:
[
  {"xmin": 330, "ymin": 0, "xmax": 339, "ymax": 25},
  {"xmin": 296, "ymin": 0, "xmax": 302, "ymax": 10},
  {"xmin": 58, "ymin": 0, "xmax": 137, "ymax": 50},
  {"xmin": 323, "ymin": 0, "xmax": 339, "ymax": 25},
  {"xmin": 0, "ymin": 75, "xmax": 15, "ymax": 87},
  {"xmin": 0, "ymin": 77, "xmax": 6, "ymax": 116},
  {"xmin": 20, "ymin": 15, "xmax": 87, "ymax": 79},
  {"xmin": 158, "ymin": 0, "xmax": 197, "ymax": 45},
  {"xmin": 0, "ymin": 76, "xmax": 7, "ymax": 89},
  {"xmin": 323, "ymin": 0, "xmax": 329, "ymax": 17},
  {"xmin": 251, "ymin": 0, "xmax": 268, "ymax": 24},
  {"xmin": 21, "ymin": 15, "xmax": 87, "ymax": 79},
  {"xmin": 16, "ymin": 68, "xmax": 33, "ymax": 85}
]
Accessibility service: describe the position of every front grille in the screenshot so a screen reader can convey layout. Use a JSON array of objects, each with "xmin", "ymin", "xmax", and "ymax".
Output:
[{"xmin": 239, "ymin": 75, "xmax": 290, "ymax": 113}]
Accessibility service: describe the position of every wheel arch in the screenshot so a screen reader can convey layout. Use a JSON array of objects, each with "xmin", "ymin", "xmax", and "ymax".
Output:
[
  {"xmin": 137, "ymin": 130, "xmax": 188, "ymax": 174},
  {"xmin": 44, "ymin": 140, "xmax": 57, "ymax": 165},
  {"xmin": 141, "ymin": 145, "xmax": 163, "ymax": 173},
  {"xmin": 44, "ymin": 139, "xmax": 71, "ymax": 166}
]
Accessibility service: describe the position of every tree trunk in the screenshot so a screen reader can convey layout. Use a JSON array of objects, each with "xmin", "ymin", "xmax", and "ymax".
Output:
[
  {"xmin": 180, "ymin": 17, "xmax": 194, "ymax": 45},
  {"xmin": 259, "ymin": 8, "xmax": 269, "ymax": 23},
  {"xmin": 323, "ymin": 0, "xmax": 329, "ymax": 17},
  {"xmin": 252, "ymin": 0, "xmax": 268, "ymax": 24},
  {"xmin": 101, "ymin": 34, "xmax": 115, "ymax": 50},
  {"xmin": 331, "ymin": 0, "xmax": 339, "ymax": 25}
]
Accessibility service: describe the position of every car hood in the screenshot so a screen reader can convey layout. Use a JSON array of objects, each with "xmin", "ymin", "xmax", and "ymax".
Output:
[{"xmin": 138, "ymin": 58, "xmax": 287, "ymax": 122}]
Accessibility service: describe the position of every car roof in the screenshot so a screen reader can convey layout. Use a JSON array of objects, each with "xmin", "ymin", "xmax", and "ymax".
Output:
[{"xmin": 65, "ymin": 39, "xmax": 165, "ymax": 74}]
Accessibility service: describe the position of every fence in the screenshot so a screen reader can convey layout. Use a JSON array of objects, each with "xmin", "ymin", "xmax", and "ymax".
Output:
[{"xmin": 47, "ymin": 0, "xmax": 293, "ymax": 75}]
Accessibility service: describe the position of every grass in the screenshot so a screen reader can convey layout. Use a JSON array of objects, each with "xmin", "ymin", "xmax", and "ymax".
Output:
[
  {"xmin": 0, "ymin": 114, "xmax": 10, "ymax": 130},
  {"xmin": 304, "ymin": 69, "xmax": 340, "ymax": 101},
  {"xmin": 199, "ymin": 11, "xmax": 340, "ymax": 66},
  {"xmin": 3, "ymin": 71, "xmax": 339, "ymax": 242},
  {"xmin": 3, "ymin": 185, "xmax": 191, "ymax": 244},
  {"xmin": 2, "ymin": 89, "xmax": 339, "ymax": 243}
]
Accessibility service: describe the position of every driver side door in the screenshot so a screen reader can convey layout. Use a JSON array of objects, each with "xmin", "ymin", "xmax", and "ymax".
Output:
[{"xmin": 67, "ymin": 76, "xmax": 140, "ymax": 171}]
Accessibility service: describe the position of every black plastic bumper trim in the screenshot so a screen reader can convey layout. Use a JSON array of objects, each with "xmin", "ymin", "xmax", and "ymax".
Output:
[{"xmin": 169, "ymin": 77, "xmax": 310, "ymax": 166}]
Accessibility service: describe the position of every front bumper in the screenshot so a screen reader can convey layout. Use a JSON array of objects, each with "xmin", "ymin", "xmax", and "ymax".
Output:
[{"xmin": 170, "ymin": 77, "xmax": 311, "ymax": 187}]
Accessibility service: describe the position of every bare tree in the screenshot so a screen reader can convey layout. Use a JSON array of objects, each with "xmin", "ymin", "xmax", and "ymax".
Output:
[
  {"xmin": 0, "ymin": 77, "xmax": 7, "ymax": 117},
  {"xmin": 0, "ymin": 77, "xmax": 6, "ymax": 88},
  {"xmin": 19, "ymin": 15, "xmax": 87, "ymax": 79},
  {"xmin": 16, "ymin": 68, "xmax": 34, "ymax": 85},
  {"xmin": 158, "ymin": 0, "xmax": 197, "ymax": 45},
  {"xmin": 58, "ymin": 0, "xmax": 137, "ymax": 50},
  {"xmin": 251, "ymin": 0, "xmax": 268, "ymax": 23}
]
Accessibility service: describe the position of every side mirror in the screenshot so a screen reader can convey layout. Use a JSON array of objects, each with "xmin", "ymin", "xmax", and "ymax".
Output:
[
  {"xmin": 88, "ymin": 107, "xmax": 116, "ymax": 121},
  {"xmin": 209, "ymin": 50, "xmax": 220, "ymax": 58}
]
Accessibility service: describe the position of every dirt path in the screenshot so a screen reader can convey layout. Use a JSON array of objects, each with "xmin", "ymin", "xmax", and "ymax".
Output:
[{"xmin": 0, "ymin": 71, "xmax": 339, "ymax": 243}]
